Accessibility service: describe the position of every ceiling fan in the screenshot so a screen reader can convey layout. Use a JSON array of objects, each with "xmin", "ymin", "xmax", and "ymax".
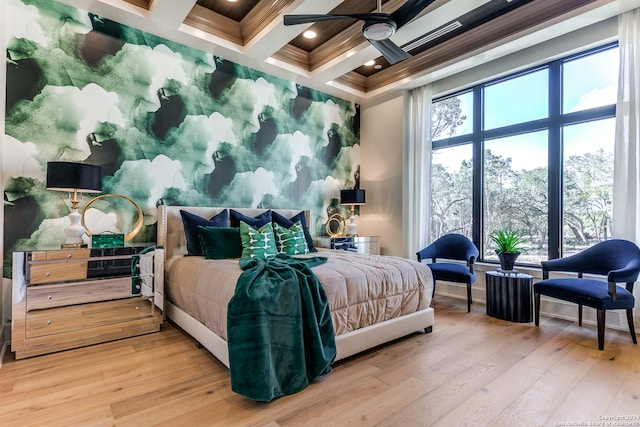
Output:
[{"xmin": 283, "ymin": 0, "xmax": 436, "ymax": 65}]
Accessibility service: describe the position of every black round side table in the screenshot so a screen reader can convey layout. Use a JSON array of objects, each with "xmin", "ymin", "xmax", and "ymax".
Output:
[{"xmin": 485, "ymin": 271, "xmax": 533, "ymax": 323}]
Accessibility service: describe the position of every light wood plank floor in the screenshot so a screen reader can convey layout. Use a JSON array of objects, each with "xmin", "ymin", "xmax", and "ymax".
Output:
[{"xmin": 1, "ymin": 296, "xmax": 639, "ymax": 427}]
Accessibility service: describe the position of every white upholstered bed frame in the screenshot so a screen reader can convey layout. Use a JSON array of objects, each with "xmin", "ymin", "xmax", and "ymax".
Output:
[{"xmin": 156, "ymin": 205, "xmax": 434, "ymax": 367}]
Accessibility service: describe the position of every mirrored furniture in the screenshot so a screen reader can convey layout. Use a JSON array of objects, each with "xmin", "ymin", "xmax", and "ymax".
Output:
[
  {"xmin": 316, "ymin": 236, "xmax": 380, "ymax": 255},
  {"xmin": 12, "ymin": 245, "xmax": 164, "ymax": 359}
]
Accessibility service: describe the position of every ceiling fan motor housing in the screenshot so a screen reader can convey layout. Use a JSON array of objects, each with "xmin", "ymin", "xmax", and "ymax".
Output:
[{"xmin": 363, "ymin": 21, "xmax": 397, "ymax": 41}]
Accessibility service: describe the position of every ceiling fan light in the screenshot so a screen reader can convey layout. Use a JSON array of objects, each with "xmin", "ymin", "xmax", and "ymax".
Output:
[{"xmin": 363, "ymin": 22, "xmax": 396, "ymax": 41}]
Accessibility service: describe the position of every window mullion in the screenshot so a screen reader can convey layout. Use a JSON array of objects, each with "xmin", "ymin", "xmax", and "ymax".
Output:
[
  {"xmin": 472, "ymin": 86, "xmax": 483, "ymax": 255},
  {"xmin": 548, "ymin": 60, "xmax": 562, "ymax": 260}
]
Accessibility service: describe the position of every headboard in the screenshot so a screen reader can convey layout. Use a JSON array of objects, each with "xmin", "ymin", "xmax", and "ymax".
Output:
[{"xmin": 157, "ymin": 205, "xmax": 311, "ymax": 260}]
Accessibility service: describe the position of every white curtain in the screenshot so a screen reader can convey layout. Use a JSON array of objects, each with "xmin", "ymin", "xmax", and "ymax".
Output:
[
  {"xmin": 613, "ymin": 8, "xmax": 640, "ymax": 245},
  {"xmin": 402, "ymin": 84, "xmax": 432, "ymax": 258}
]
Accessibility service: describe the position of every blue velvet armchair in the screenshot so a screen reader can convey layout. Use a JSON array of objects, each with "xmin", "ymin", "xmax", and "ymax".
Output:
[
  {"xmin": 534, "ymin": 239, "xmax": 640, "ymax": 350},
  {"xmin": 416, "ymin": 234, "xmax": 479, "ymax": 312}
]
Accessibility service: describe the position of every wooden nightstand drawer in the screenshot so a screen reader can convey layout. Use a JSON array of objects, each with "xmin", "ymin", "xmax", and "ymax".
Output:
[
  {"xmin": 27, "ymin": 277, "xmax": 133, "ymax": 310},
  {"xmin": 25, "ymin": 297, "xmax": 156, "ymax": 338},
  {"xmin": 31, "ymin": 249, "xmax": 91, "ymax": 261},
  {"xmin": 29, "ymin": 249, "xmax": 91, "ymax": 284}
]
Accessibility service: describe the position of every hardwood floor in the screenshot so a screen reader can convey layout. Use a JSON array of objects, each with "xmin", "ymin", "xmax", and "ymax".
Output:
[{"xmin": 1, "ymin": 296, "xmax": 639, "ymax": 427}]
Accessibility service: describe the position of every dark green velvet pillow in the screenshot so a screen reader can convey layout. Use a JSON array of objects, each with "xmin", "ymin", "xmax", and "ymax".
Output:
[{"xmin": 197, "ymin": 226, "xmax": 242, "ymax": 259}]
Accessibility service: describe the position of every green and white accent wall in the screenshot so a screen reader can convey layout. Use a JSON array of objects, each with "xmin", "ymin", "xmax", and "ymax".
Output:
[
  {"xmin": 0, "ymin": 0, "xmax": 361, "ymax": 341},
  {"xmin": 3, "ymin": 0, "xmax": 360, "ymax": 270}
]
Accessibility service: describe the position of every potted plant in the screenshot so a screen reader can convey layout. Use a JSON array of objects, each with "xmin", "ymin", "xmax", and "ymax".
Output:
[{"xmin": 489, "ymin": 229, "xmax": 524, "ymax": 271}]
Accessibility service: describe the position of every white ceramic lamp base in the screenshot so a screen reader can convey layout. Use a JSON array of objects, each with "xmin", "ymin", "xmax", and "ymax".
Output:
[
  {"xmin": 63, "ymin": 208, "xmax": 86, "ymax": 247},
  {"xmin": 346, "ymin": 214, "xmax": 358, "ymax": 236}
]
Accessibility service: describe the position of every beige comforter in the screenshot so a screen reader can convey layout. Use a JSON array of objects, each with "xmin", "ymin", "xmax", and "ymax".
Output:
[{"xmin": 165, "ymin": 249, "xmax": 433, "ymax": 340}]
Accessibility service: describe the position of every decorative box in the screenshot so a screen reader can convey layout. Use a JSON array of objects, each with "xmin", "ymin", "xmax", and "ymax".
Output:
[{"xmin": 91, "ymin": 233, "xmax": 125, "ymax": 248}]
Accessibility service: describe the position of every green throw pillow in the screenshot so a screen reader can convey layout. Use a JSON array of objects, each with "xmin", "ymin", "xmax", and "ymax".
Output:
[
  {"xmin": 197, "ymin": 226, "xmax": 242, "ymax": 259},
  {"xmin": 239, "ymin": 221, "xmax": 277, "ymax": 259},
  {"xmin": 273, "ymin": 220, "xmax": 309, "ymax": 255}
]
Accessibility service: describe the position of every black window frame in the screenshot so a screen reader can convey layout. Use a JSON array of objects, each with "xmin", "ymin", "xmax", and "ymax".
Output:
[{"xmin": 431, "ymin": 42, "xmax": 618, "ymax": 264}]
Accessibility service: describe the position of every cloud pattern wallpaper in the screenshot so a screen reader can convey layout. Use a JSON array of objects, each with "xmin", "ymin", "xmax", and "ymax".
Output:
[{"xmin": 3, "ymin": 0, "xmax": 361, "ymax": 276}]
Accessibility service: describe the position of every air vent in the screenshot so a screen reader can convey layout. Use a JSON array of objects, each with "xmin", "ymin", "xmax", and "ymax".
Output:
[{"xmin": 403, "ymin": 21, "xmax": 463, "ymax": 52}]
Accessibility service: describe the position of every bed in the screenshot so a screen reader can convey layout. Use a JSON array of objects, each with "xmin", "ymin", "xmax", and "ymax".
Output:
[{"xmin": 156, "ymin": 205, "xmax": 435, "ymax": 368}]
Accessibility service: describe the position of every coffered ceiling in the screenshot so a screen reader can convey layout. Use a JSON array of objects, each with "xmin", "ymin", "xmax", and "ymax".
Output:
[{"xmin": 55, "ymin": 0, "xmax": 640, "ymax": 104}]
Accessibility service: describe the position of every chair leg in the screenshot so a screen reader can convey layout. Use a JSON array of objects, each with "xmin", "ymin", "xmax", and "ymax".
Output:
[
  {"xmin": 597, "ymin": 309, "xmax": 605, "ymax": 351},
  {"xmin": 534, "ymin": 292, "xmax": 541, "ymax": 326},
  {"xmin": 432, "ymin": 280, "xmax": 436, "ymax": 298},
  {"xmin": 578, "ymin": 304, "xmax": 583, "ymax": 326},
  {"xmin": 626, "ymin": 309, "xmax": 638, "ymax": 344},
  {"xmin": 467, "ymin": 283, "xmax": 472, "ymax": 312}
]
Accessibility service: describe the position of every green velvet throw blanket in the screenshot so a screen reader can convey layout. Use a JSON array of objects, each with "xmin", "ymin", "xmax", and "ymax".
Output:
[{"xmin": 227, "ymin": 254, "xmax": 336, "ymax": 401}]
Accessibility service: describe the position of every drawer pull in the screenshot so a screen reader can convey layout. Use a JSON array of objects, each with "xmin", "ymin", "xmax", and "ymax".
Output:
[
  {"xmin": 48, "ymin": 296, "xmax": 52, "ymax": 300},
  {"xmin": 45, "ymin": 272, "xmax": 51, "ymax": 277},
  {"xmin": 46, "ymin": 320, "xmax": 52, "ymax": 325},
  {"xmin": 136, "ymin": 306, "xmax": 140, "ymax": 310},
  {"xmin": 66, "ymin": 253, "xmax": 72, "ymax": 259}
]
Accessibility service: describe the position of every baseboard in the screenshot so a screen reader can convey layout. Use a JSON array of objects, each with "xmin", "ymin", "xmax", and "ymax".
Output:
[{"xmin": 435, "ymin": 280, "xmax": 636, "ymax": 333}]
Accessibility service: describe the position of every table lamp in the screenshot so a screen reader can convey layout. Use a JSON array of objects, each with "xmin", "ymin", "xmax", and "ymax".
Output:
[
  {"xmin": 46, "ymin": 161, "xmax": 102, "ymax": 248},
  {"xmin": 340, "ymin": 188, "xmax": 365, "ymax": 236}
]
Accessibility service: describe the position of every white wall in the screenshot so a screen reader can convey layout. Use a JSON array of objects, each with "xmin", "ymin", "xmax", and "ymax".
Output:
[{"xmin": 359, "ymin": 96, "xmax": 405, "ymax": 257}]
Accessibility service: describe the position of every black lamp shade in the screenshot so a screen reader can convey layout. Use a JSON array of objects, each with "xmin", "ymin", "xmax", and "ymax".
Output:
[
  {"xmin": 46, "ymin": 162, "xmax": 102, "ymax": 193},
  {"xmin": 340, "ymin": 189, "xmax": 366, "ymax": 205}
]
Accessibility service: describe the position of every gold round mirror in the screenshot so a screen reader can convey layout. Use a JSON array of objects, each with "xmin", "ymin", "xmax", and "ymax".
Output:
[
  {"xmin": 81, "ymin": 193, "xmax": 143, "ymax": 242},
  {"xmin": 325, "ymin": 213, "xmax": 346, "ymax": 238}
]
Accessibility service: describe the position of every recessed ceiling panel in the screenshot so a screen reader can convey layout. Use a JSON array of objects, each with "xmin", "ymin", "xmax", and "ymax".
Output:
[{"xmin": 196, "ymin": 0, "xmax": 261, "ymax": 22}]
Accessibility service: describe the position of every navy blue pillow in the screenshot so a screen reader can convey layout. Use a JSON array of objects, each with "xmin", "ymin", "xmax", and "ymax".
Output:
[
  {"xmin": 229, "ymin": 209, "xmax": 272, "ymax": 228},
  {"xmin": 272, "ymin": 211, "xmax": 317, "ymax": 253},
  {"xmin": 272, "ymin": 210, "xmax": 306, "ymax": 228},
  {"xmin": 180, "ymin": 209, "xmax": 229, "ymax": 256}
]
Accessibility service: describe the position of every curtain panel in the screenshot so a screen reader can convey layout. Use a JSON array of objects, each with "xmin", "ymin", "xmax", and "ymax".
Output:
[
  {"xmin": 402, "ymin": 84, "xmax": 432, "ymax": 259},
  {"xmin": 613, "ymin": 8, "xmax": 640, "ymax": 245}
]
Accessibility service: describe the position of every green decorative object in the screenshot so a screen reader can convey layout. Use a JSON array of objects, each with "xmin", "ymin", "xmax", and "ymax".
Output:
[
  {"xmin": 91, "ymin": 233, "xmax": 124, "ymax": 248},
  {"xmin": 273, "ymin": 220, "xmax": 309, "ymax": 255},
  {"xmin": 240, "ymin": 221, "xmax": 277, "ymax": 259}
]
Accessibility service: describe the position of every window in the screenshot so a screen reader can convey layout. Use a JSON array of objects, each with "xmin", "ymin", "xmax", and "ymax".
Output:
[
  {"xmin": 562, "ymin": 119, "xmax": 615, "ymax": 257},
  {"xmin": 430, "ymin": 44, "xmax": 618, "ymax": 264},
  {"xmin": 483, "ymin": 131, "xmax": 548, "ymax": 263},
  {"xmin": 432, "ymin": 91, "xmax": 474, "ymax": 139},
  {"xmin": 484, "ymin": 69, "xmax": 549, "ymax": 129},
  {"xmin": 431, "ymin": 144, "xmax": 473, "ymax": 241}
]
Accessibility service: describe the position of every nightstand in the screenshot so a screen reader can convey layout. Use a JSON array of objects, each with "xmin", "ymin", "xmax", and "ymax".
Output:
[
  {"xmin": 316, "ymin": 236, "xmax": 380, "ymax": 255},
  {"xmin": 11, "ymin": 245, "xmax": 164, "ymax": 359}
]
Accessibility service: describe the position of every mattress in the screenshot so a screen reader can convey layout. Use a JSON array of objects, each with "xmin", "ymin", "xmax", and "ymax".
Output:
[{"xmin": 165, "ymin": 248, "xmax": 433, "ymax": 340}]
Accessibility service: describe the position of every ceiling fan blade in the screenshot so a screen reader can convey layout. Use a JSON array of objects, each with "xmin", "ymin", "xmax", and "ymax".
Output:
[
  {"xmin": 284, "ymin": 13, "xmax": 388, "ymax": 26},
  {"xmin": 392, "ymin": 0, "xmax": 437, "ymax": 29},
  {"xmin": 369, "ymin": 39, "xmax": 411, "ymax": 65}
]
